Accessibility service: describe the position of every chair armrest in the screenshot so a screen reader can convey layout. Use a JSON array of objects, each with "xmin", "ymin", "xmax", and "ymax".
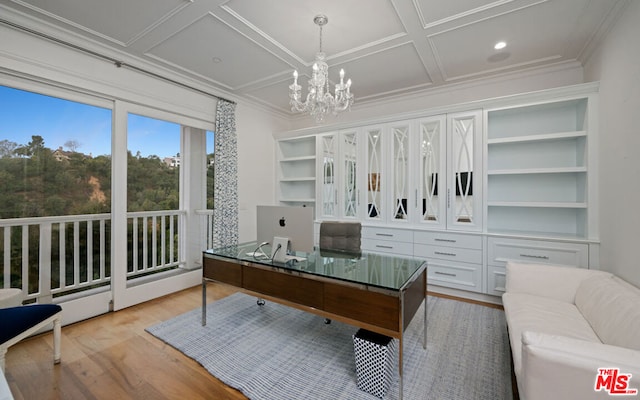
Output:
[
  {"xmin": 521, "ymin": 331, "xmax": 640, "ymax": 400},
  {"xmin": 0, "ymin": 368, "xmax": 12, "ymax": 400},
  {"xmin": 504, "ymin": 261, "xmax": 611, "ymax": 303}
]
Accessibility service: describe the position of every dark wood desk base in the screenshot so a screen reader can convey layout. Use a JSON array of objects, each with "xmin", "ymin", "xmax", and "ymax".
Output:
[{"xmin": 202, "ymin": 254, "xmax": 427, "ymax": 400}]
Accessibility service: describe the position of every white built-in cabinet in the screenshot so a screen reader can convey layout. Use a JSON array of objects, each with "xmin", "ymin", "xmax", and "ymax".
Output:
[
  {"xmin": 315, "ymin": 110, "xmax": 483, "ymax": 230},
  {"xmin": 276, "ymin": 83, "xmax": 600, "ymax": 301}
]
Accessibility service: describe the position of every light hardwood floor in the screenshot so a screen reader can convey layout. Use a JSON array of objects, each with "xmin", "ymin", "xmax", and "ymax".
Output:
[
  {"xmin": 5, "ymin": 284, "xmax": 247, "ymax": 400},
  {"xmin": 5, "ymin": 285, "xmax": 505, "ymax": 400}
]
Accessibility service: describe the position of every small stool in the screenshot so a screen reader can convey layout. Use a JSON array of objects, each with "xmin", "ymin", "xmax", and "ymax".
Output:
[{"xmin": 0, "ymin": 289, "xmax": 22, "ymax": 309}]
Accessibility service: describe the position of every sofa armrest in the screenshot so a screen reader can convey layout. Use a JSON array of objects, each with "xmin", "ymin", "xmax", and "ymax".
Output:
[
  {"xmin": 521, "ymin": 331, "xmax": 640, "ymax": 400},
  {"xmin": 504, "ymin": 262, "xmax": 612, "ymax": 303}
]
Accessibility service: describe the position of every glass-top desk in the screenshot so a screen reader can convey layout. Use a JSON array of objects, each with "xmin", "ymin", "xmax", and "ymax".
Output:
[{"xmin": 202, "ymin": 242, "xmax": 427, "ymax": 400}]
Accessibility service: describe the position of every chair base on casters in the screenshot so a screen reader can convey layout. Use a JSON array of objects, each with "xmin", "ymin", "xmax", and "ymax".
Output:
[{"xmin": 0, "ymin": 304, "xmax": 62, "ymax": 372}]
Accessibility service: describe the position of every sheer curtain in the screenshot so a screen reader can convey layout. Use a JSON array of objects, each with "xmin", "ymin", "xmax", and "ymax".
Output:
[{"xmin": 213, "ymin": 99, "xmax": 238, "ymax": 247}]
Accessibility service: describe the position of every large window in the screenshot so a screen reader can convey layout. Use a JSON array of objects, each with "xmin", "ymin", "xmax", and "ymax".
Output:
[
  {"xmin": 1, "ymin": 77, "xmax": 215, "ymax": 315},
  {"xmin": 126, "ymin": 113, "xmax": 180, "ymax": 212},
  {"xmin": 0, "ymin": 85, "xmax": 112, "ymax": 218},
  {"xmin": 126, "ymin": 113, "xmax": 182, "ymax": 276},
  {"xmin": 0, "ymin": 84, "xmax": 113, "ymax": 296}
]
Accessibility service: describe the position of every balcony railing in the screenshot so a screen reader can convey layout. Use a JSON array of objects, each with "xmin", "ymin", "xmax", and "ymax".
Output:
[
  {"xmin": 1, "ymin": 209, "xmax": 213, "ymax": 304},
  {"xmin": 195, "ymin": 209, "xmax": 214, "ymax": 249}
]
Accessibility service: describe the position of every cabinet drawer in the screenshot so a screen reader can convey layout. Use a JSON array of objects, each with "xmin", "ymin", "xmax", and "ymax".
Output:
[
  {"xmin": 362, "ymin": 226, "xmax": 413, "ymax": 242},
  {"xmin": 414, "ymin": 244, "xmax": 482, "ymax": 264},
  {"xmin": 487, "ymin": 237, "xmax": 588, "ymax": 267},
  {"xmin": 427, "ymin": 259, "xmax": 483, "ymax": 293},
  {"xmin": 413, "ymin": 231, "xmax": 482, "ymax": 249},
  {"xmin": 362, "ymin": 238, "xmax": 413, "ymax": 256}
]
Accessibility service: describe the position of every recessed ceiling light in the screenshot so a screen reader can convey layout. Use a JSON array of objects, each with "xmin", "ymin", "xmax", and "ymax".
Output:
[{"xmin": 494, "ymin": 41, "xmax": 507, "ymax": 50}]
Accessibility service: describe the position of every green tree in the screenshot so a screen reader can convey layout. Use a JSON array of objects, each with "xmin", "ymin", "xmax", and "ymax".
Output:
[{"xmin": 0, "ymin": 139, "xmax": 18, "ymax": 158}]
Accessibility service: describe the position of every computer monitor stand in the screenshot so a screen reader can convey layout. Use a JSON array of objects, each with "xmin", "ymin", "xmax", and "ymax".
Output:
[{"xmin": 271, "ymin": 236, "xmax": 290, "ymax": 263}]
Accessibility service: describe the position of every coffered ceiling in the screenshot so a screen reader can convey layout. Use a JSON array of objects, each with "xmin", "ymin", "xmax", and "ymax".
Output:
[{"xmin": 0, "ymin": 0, "xmax": 622, "ymax": 118}]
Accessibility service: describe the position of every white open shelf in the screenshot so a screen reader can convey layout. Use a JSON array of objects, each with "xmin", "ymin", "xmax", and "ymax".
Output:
[
  {"xmin": 487, "ymin": 201, "xmax": 587, "ymax": 208},
  {"xmin": 280, "ymin": 155, "xmax": 316, "ymax": 162},
  {"xmin": 277, "ymin": 136, "xmax": 317, "ymax": 210},
  {"xmin": 487, "ymin": 167, "xmax": 587, "ymax": 175},
  {"xmin": 486, "ymin": 96, "xmax": 591, "ymax": 238},
  {"xmin": 487, "ymin": 130, "xmax": 586, "ymax": 144}
]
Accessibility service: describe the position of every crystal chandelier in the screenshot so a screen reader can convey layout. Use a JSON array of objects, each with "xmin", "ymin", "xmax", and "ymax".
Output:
[{"xmin": 289, "ymin": 15, "xmax": 354, "ymax": 123}]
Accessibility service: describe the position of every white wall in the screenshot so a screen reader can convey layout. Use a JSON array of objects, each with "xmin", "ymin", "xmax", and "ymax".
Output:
[
  {"xmin": 236, "ymin": 103, "xmax": 289, "ymax": 242},
  {"xmin": 583, "ymin": 0, "xmax": 640, "ymax": 286}
]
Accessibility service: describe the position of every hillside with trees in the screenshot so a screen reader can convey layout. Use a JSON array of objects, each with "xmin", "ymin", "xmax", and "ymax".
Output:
[{"xmin": 0, "ymin": 135, "xmax": 214, "ymax": 219}]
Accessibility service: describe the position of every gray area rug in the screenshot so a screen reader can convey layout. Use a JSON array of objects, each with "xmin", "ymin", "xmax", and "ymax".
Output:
[{"xmin": 146, "ymin": 292, "xmax": 512, "ymax": 400}]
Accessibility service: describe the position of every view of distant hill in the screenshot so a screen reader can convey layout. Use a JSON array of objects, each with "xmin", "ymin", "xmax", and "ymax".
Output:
[{"xmin": 0, "ymin": 135, "xmax": 215, "ymax": 219}]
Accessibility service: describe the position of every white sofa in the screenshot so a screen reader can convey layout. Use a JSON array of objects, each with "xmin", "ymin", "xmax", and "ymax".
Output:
[{"xmin": 502, "ymin": 261, "xmax": 640, "ymax": 400}]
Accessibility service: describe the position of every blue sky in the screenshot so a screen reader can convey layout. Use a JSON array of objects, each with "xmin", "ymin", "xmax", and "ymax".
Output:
[{"xmin": 0, "ymin": 85, "xmax": 213, "ymax": 158}]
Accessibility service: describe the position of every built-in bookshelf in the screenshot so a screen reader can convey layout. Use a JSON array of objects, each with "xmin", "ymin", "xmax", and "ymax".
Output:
[
  {"xmin": 486, "ymin": 98, "xmax": 591, "ymax": 238},
  {"xmin": 276, "ymin": 136, "xmax": 316, "ymax": 208}
]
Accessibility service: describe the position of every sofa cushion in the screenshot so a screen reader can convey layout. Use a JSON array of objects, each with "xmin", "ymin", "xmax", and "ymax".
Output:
[
  {"xmin": 521, "ymin": 332, "xmax": 640, "ymax": 400},
  {"xmin": 502, "ymin": 292, "xmax": 601, "ymax": 378},
  {"xmin": 575, "ymin": 275, "xmax": 640, "ymax": 350}
]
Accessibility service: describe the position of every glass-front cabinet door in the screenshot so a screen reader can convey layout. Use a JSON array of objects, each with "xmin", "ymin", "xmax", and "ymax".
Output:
[
  {"xmin": 341, "ymin": 130, "xmax": 359, "ymax": 218},
  {"xmin": 389, "ymin": 121, "xmax": 411, "ymax": 224},
  {"xmin": 447, "ymin": 110, "xmax": 483, "ymax": 231},
  {"xmin": 417, "ymin": 115, "xmax": 447, "ymax": 228},
  {"xmin": 318, "ymin": 130, "xmax": 361, "ymax": 220},
  {"xmin": 363, "ymin": 125, "xmax": 384, "ymax": 222},
  {"xmin": 319, "ymin": 133, "xmax": 337, "ymax": 218}
]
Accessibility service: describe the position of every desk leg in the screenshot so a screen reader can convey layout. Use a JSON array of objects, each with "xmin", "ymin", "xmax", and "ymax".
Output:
[
  {"xmin": 399, "ymin": 291, "xmax": 404, "ymax": 400},
  {"xmin": 202, "ymin": 278, "xmax": 207, "ymax": 326},
  {"xmin": 399, "ymin": 335, "xmax": 404, "ymax": 400},
  {"xmin": 424, "ymin": 271, "xmax": 427, "ymax": 350}
]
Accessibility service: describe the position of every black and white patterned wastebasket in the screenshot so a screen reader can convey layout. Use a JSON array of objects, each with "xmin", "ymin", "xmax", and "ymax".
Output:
[{"xmin": 352, "ymin": 328, "xmax": 397, "ymax": 398}]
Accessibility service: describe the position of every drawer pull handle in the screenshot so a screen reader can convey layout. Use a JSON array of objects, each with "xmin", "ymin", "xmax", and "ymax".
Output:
[
  {"xmin": 435, "ymin": 251, "xmax": 457, "ymax": 257},
  {"xmin": 434, "ymin": 238, "xmax": 456, "ymax": 243},
  {"xmin": 376, "ymin": 233, "xmax": 394, "ymax": 237},
  {"xmin": 376, "ymin": 245, "xmax": 393, "ymax": 249},
  {"xmin": 520, "ymin": 254, "xmax": 549, "ymax": 260},
  {"xmin": 435, "ymin": 271, "xmax": 457, "ymax": 277}
]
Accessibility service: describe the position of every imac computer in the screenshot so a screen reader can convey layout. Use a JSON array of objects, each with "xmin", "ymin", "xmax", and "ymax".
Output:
[{"xmin": 256, "ymin": 205, "xmax": 314, "ymax": 263}]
